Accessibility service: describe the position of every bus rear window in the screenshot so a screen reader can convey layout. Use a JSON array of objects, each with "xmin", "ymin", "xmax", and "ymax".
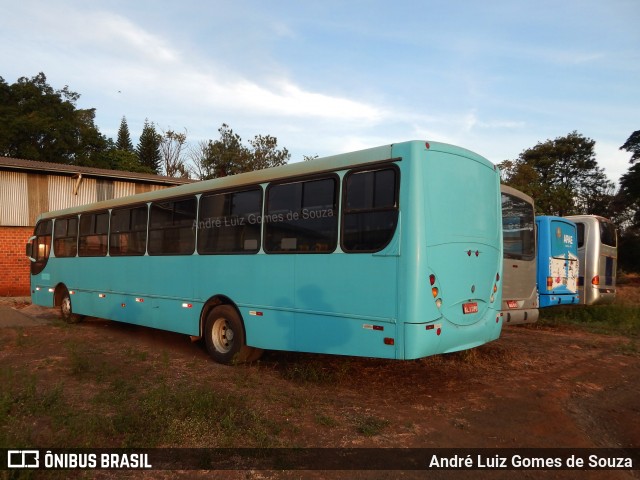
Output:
[
  {"xmin": 198, "ymin": 188, "xmax": 262, "ymax": 254},
  {"xmin": 599, "ymin": 220, "xmax": 617, "ymax": 247},
  {"xmin": 148, "ymin": 197, "xmax": 197, "ymax": 255},
  {"xmin": 342, "ymin": 166, "xmax": 399, "ymax": 252},
  {"xmin": 501, "ymin": 193, "xmax": 535, "ymax": 260},
  {"xmin": 264, "ymin": 176, "xmax": 338, "ymax": 253}
]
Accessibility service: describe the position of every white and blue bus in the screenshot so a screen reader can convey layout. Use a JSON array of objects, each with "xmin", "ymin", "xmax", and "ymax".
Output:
[
  {"xmin": 565, "ymin": 215, "xmax": 617, "ymax": 305},
  {"xmin": 27, "ymin": 141, "xmax": 503, "ymax": 364},
  {"xmin": 500, "ymin": 185, "xmax": 538, "ymax": 324},
  {"xmin": 535, "ymin": 216, "xmax": 579, "ymax": 307}
]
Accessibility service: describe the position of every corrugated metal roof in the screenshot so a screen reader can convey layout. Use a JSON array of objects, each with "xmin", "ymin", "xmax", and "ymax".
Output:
[{"xmin": 0, "ymin": 156, "xmax": 193, "ymax": 185}]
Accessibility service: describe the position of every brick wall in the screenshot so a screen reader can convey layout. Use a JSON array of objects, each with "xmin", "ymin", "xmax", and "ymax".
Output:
[{"xmin": 0, "ymin": 226, "xmax": 33, "ymax": 296}]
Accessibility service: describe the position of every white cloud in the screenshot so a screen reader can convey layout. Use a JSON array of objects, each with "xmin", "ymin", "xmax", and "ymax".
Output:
[{"xmin": 595, "ymin": 141, "xmax": 631, "ymax": 186}]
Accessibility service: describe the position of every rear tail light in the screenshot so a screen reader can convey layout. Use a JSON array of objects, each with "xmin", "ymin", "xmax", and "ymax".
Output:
[
  {"xmin": 490, "ymin": 272, "xmax": 500, "ymax": 303},
  {"xmin": 592, "ymin": 275, "xmax": 600, "ymax": 286},
  {"xmin": 547, "ymin": 277, "xmax": 553, "ymax": 290},
  {"xmin": 429, "ymin": 273, "xmax": 442, "ymax": 309}
]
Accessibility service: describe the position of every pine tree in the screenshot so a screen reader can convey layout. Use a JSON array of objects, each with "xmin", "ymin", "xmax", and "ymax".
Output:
[
  {"xmin": 116, "ymin": 116, "xmax": 134, "ymax": 152},
  {"xmin": 136, "ymin": 119, "xmax": 162, "ymax": 174}
]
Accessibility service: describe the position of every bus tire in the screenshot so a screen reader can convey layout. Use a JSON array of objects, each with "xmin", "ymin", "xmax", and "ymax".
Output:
[
  {"xmin": 60, "ymin": 289, "xmax": 83, "ymax": 324},
  {"xmin": 204, "ymin": 305, "xmax": 259, "ymax": 364}
]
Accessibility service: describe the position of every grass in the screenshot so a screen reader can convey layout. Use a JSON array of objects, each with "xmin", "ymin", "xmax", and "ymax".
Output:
[
  {"xmin": 0, "ymin": 348, "xmax": 286, "ymax": 450},
  {"xmin": 538, "ymin": 304, "xmax": 640, "ymax": 338},
  {"xmin": 352, "ymin": 414, "xmax": 389, "ymax": 437}
]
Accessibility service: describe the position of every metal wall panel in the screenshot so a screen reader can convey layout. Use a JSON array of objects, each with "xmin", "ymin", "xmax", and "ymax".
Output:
[
  {"xmin": 1, "ymin": 170, "xmax": 175, "ymax": 227},
  {"xmin": 113, "ymin": 181, "xmax": 137, "ymax": 199},
  {"xmin": 48, "ymin": 175, "xmax": 98, "ymax": 211},
  {"xmin": 0, "ymin": 171, "xmax": 29, "ymax": 226},
  {"xmin": 96, "ymin": 179, "xmax": 115, "ymax": 202}
]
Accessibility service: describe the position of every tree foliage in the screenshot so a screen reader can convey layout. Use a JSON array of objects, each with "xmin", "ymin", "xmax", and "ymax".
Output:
[
  {"xmin": 116, "ymin": 116, "xmax": 134, "ymax": 152},
  {"xmin": 136, "ymin": 119, "xmax": 162, "ymax": 174},
  {"xmin": 499, "ymin": 131, "xmax": 615, "ymax": 217},
  {"xmin": 617, "ymin": 130, "xmax": 640, "ymax": 272},
  {"xmin": 192, "ymin": 124, "xmax": 290, "ymax": 180},
  {"xmin": 0, "ymin": 73, "xmax": 108, "ymax": 165},
  {"xmin": 159, "ymin": 129, "xmax": 189, "ymax": 178},
  {"xmin": 620, "ymin": 130, "xmax": 640, "ymax": 165},
  {"xmin": 0, "ymin": 73, "xmax": 293, "ymax": 181},
  {"xmin": 619, "ymin": 130, "xmax": 640, "ymax": 219}
]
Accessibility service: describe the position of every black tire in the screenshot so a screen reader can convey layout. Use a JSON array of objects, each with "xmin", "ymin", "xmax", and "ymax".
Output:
[
  {"xmin": 204, "ymin": 305, "xmax": 260, "ymax": 364},
  {"xmin": 60, "ymin": 288, "xmax": 83, "ymax": 324}
]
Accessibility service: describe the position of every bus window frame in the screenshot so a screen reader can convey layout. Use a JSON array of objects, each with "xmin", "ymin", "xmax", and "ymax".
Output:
[
  {"xmin": 78, "ymin": 210, "xmax": 110, "ymax": 257},
  {"xmin": 197, "ymin": 185, "xmax": 264, "ymax": 255},
  {"xmin": 263, "ymin": 173, "xmax": 340, "ymax": 254},
  {"xmin": 109, "ymin": 203, "xmax": 149, "ymax": 257},
  {"xmin": 148, "ymin": 195, "xmax": 198, "ymax": 256},
  {"xmin": 340, "ymin": 163, "xmax": 400, "ymax": 254},
  {"xmin": 53, "ymin": 215, "xmax": 79, "ymax": 258}
]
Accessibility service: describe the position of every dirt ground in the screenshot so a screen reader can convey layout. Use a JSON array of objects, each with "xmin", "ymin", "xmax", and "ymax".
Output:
[{"xmin": 1, "ymin": 284, "xmax": 639, "ymax": 479}]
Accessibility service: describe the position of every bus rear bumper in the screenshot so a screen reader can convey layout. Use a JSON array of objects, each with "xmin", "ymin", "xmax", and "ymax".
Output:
[
  {"xmin": 403, "ymin": 314, "xmax": 502, "ymax": 360},
  {"xmin": 500, "ymin": 308, "xmax": 539, "ymax": 325}
]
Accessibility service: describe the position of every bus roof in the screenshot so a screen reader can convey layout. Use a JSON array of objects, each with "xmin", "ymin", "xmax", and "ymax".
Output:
[{"xmin": 35, "ymin": 140, "xmax": 493, "ymax": 220}]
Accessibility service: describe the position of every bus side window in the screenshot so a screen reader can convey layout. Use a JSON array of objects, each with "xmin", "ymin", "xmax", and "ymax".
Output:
[
  {"xmin": 198, "ymin": 188, "xmax": 262, "ymax": 254},
  {"xmin": 110, "ymin": 205, "xmax": 148, "ymax": 256},
  {"xmin": 79, "ymin": 211, "xmax": 109, "ymax": 256},
  {"xmin": 31, "ymin": 220, "xmax": 53, "ymax": 275},
  {"xmin": 148, "ymin": 197, "xmax": 197, "ymax": 255},
  {"xmin": 342, "ymin": 166, "xmax": 399, "ymax": 252},
  {"xmin": 576, "ymin": 223, "xmax": 585, "ymax": 249},
  {"xmin": 53, "ymin": 216, "xmax": 78, "ymax": 258},
  {"xmin": 264, "ymin": 176, "xmax": 338, "ymax": 253}
]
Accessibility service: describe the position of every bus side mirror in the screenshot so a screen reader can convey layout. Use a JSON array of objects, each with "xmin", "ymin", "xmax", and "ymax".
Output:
[{"xmin": 26, "ymin": 236, "xmax": 36, "ymax": 262}]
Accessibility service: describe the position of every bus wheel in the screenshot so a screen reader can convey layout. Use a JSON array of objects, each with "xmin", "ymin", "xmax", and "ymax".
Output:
[
  {"xmin": 60, "ymin": 289, "xmax": 83, "ymax": 324},
  {"xmin": 204, "ymin": 305, "xmax": 259, "ymax": 364}
]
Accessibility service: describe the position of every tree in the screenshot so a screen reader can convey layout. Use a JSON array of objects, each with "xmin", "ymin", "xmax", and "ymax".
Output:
[
  {"xmin": 248, "ymin": 134, "xmax": 290, "ymax": 171},
  {"xmin": 619, "ymin": 130, "xmax": 640, "ymax": 220},
  {"xmin": 500, "ymin": 131, "xmax": 614, "ymax": 216},
  {"xmin": 620, "ymin": 130, "xmax": 640, "ymax": 164},
  {"xmin": 136, "ymin": 119, "xmax": 162, "ymax": 174},
  {"xmin": 196, "ymin": 123, "xmax": 290, "ymax": 180},
  {"xmin": 617, "ymin": 130, "xmax": 640, "ymax": 272},
  {"xmin": 159, "ymin": 129, "xmax": 189, "ymax": 178},
  {"xmin": 0, "ymin": 72, "xmax": 108, "ymax": 165},
  {"xmin": 116, "ymin": 116, "xmax": 134, "ymax": 152}
]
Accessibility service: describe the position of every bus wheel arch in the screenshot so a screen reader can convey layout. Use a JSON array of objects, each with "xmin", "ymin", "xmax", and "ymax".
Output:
[
  {"xmin": 54, "ymin": 284, "xmax": 83, "ymax": 324},
  {"xmin": 200, "ymin": 297, "xmax": 262, "ymax": 364}
]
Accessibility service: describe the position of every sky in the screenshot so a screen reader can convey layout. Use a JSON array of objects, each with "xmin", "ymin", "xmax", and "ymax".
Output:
[{"xmin": 1, "ymin": 0, "xmax": 638, "ymax": 184}]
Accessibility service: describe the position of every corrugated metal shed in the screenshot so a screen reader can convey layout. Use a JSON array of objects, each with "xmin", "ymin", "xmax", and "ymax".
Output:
[
  {"xmin": 0, "ymin": 156, "xmax": 193, "ymax": 227},
  {"xmin": 0, "ymin": 171, "xmax": 29, "ymax": 226}
]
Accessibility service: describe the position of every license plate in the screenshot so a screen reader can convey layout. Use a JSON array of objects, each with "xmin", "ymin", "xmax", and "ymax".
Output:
[
  {"xmin": 462, "ymin": 302, "xmax": 478, "ymax": 314},
  {"xmin": 507, "ymin": 300, "xmax": 519, "ymax": 309}
]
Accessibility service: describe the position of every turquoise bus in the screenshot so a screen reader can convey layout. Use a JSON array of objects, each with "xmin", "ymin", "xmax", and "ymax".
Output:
[
  {"xmin": 535, "ymin": 216, "xmax": 579, "ymax": 307},
  {"xmin": 26, "ymin": 141, "xmax": 504, "ymax": 364},
  {"xmin": 500, "ymin": 185, "xmax": 538, "ymax": 324}
]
